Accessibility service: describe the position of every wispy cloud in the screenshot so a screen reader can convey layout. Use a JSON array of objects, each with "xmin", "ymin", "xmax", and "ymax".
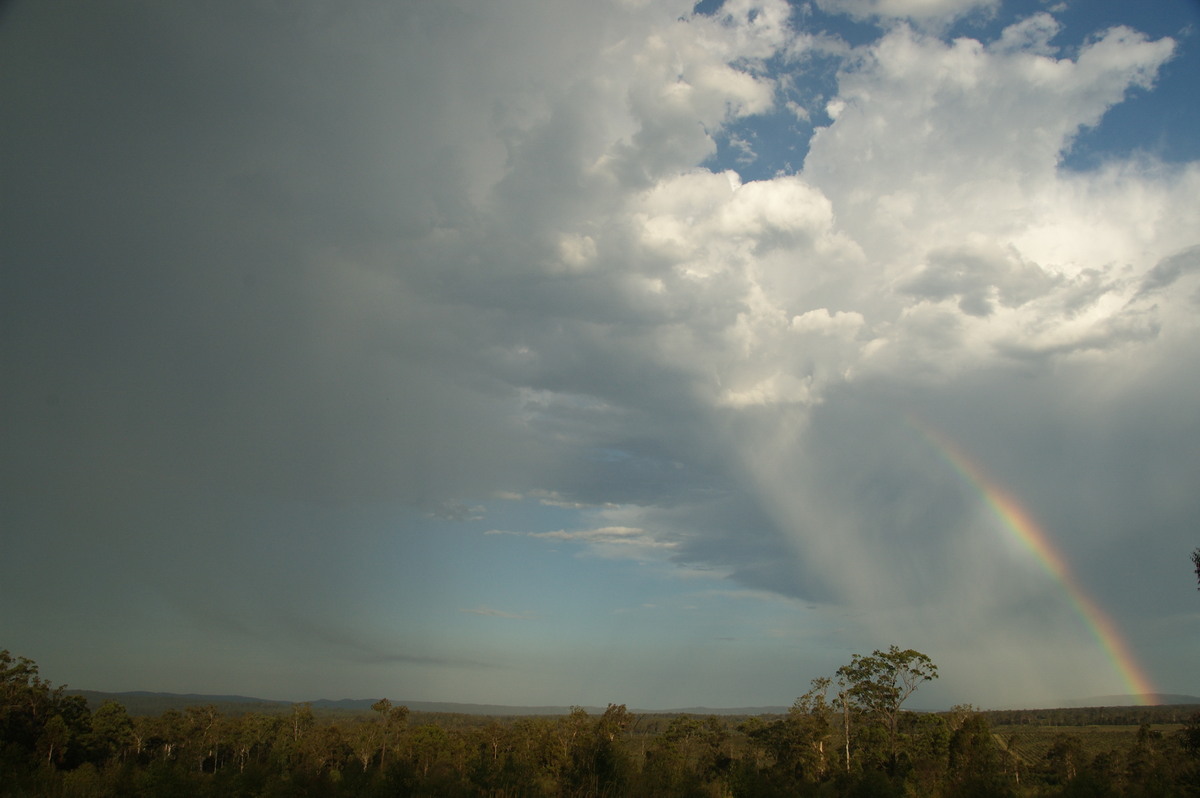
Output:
[
  {"xmin": 488, "ymin": 525, "xmax": 679, "ymax": 562},
  {"xmin": 528, "ymin": 490, "xmax": 620, "ymax": 510},
  {"xmin": 528, "ymin": 526, "xmax": 667, "ymax": 545},
  {"xmin": 460, "ymin": 606, "xmax": 535, "ymax": 620},
  {"xmin": 426, "ymin": 501, "xmax": 486, "ymax": 521}
]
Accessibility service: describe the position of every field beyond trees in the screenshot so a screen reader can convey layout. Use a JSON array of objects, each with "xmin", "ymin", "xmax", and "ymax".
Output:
[{"xmin": 4, "ymin": 648, "xmax": 1200, "ymax": 797}]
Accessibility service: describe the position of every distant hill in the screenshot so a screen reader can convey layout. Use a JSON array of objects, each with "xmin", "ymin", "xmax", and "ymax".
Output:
[
  {"xmin": 1058, "ymin": 693, "xmax": 1200, "ymax": 708},
  {"xmin": 311, "ymin": 698, "xmax": 596, "ymax": 716},
  {"xmin": 68, "ymin": 690, "xmax": 791, "ymax": 717},
  {"xmin": 69, "ymin": 689, "xmax": 1200, "ymax": 718},
  {"xmin": 68, "ymin": 691, "xmax": 610, "ymax": 717},
  {"xmin": 70, "ymin": 690, "xmax": 292, "ymax": 716},
  {"xmin": 310, "ymin": 700, "xmax": 791, "ymax": 716},
  {"xmin": 654, "ymin": 706, "xmax": 788, "ymax": 716}
]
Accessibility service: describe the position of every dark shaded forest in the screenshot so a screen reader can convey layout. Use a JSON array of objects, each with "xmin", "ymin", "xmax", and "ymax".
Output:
[{"xmin": 4, "ymin": 648, "xmax": 1200, "ymax": 797}]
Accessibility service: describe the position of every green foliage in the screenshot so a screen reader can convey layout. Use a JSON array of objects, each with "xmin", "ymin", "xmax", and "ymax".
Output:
[
  {"xmin": 561, "ymin": 704, "xmax": 636, "ymax": 795},
  {"xmin": 88, "ymin": 700, "xmax": 134, "ymax": 763},
  {"xmin": 740, "ymin": 684, "xmax": 835, "ymax": 793},
  {"xmin": 901, "ymin": 712, "xmax": 951, "ymax": 793},
  {"xmin": 8, "ymin": 647, "xmax": 1200, "ymax": 797},
  {"xmin": 834, "ymin": 645, "xmax": 938, "ymax": 776},
  {"xmin": 1179, "ymin": 711, "xmax": 1200, "ymax": 758},
  {"xmin": 944, "ymin": 713, "xmax": 1013, "ymax": 797},
  {"xmin": 641, "ymin": 714, "xmax": 732, "ymax": 795}
]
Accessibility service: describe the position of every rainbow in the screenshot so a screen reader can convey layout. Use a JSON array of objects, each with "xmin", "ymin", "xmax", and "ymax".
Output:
[{"xmin": 910, "ymin": 416, "xmax": 1159, "ymax": 705}]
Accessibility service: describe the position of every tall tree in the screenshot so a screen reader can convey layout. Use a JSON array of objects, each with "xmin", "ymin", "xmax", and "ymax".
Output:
[
  {"xmin": 89, "ymin": 700, "xmax": 134, "ymax": 764},
  {"xmin": 183, "ymin": 704, "xmax": 220, "ymax": 772},
  {"xmin": 838, "ymin": 646, "xmax": 939, "ymax": 772},
  {"xmin": 791, "ymin": 676, "xmax": 833, "ymax": 781},
  {"xmin": 1192, "ymin": 547, "xmax": 1200, "ymax": 589},
  {"xmin": 371, "ymin": 698, "xmax": 409, "ymax": 770},
  {"xmin": 347, "ymin": 717, "xmax": 381, "ymax": 772},
  {"xmin": 570, "ymin": 704, "xmax": 634, "ymax": 795},
  {"xmin": 946, "ymin": 713, "xmax": 1011, "ymax": 797},
  {"xmin": 834, "ymin": 666, "xmax": 857, "ymax": 773},
  {"xmin": 1, "ymin": 649, "xmax": 57, "ymax": 753}
]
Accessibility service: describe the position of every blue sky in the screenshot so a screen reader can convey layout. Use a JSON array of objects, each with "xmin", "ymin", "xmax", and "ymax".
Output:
[{"xmin": 3, "ymin": 0, "xmax": 1200, "ymax": 711}]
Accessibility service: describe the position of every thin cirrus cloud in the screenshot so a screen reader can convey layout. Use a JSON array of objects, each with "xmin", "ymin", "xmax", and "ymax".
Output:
[
  {"xmin": 486, "ymin": 527, "xmax": 679, "ymax": 557},
  {"xmin": 460, "ymin": 607, "xmax": 535, "ymax": 621}
]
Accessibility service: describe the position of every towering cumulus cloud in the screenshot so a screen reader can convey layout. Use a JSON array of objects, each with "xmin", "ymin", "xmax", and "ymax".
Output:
[{"xmin": 2, "ymin": 0, "xmax": 1198, "ymax": 707}]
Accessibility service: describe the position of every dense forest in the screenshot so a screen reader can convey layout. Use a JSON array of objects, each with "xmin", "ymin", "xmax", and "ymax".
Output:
[{"xmin": 4, "ymin": 647, "xmax": 1200, "ymax": 797}]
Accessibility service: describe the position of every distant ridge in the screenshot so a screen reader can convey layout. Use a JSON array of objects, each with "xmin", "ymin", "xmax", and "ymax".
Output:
[
  {"xmin": 69, "ymin": 689, "xmax": 1200, "ymax": 717},
  {"xmin": 309, "ymin": 699, "xmax": 596, "ymax": 716},
  {"xmin": 303, "ymin": 699, "xmax": 792, "ymax": 716},
  {"xmin": 1058, "ymin": 693, "xmax": 1200, "ymax": 708},
  {"xmin": 118, "ymin": 690, "xmax": 284, "ymax": 704},
  {"xmin": 70, "ymin": 690, "xmax": 291, "ymax": 716},
  {"xmin": 654, "ymin": 706, "xmax": 789, "ymax": 716},
  {"xmin": 309, "ymin": 701, "xmax": 791, "ymax": 717},
  {"xmin": 69, "ymin": 690, "xmax": 790, "ymax": 717}
]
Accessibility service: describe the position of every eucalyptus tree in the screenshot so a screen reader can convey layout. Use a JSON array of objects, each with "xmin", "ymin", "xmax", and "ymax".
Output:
[
  {"xmin": 946, "ymin": 713, "xmax": 1010, "ymax": 797},
  {"xmin": 1, "ymin": 648, "xmax": 89, "ymax": 765},
  {"xmin": 183, "ymin": 704, "xmax": 220, "ymax": 772},
  {"xmin": 226, "ymin": 712, "xmax": 278, "ymax": 772},
  {"xmin": 346, "ymin": 716, "xmax": 381, "ymax": 772},
  {"xmin": 567, "ymin": 704, "xmax": 635, "ymax": 796},
  {"xmin": 371, "ymin": 698, "xmax": 409, "ymax": 770},
  {"xmin": 644, "ymin": 714, "xmax": 730, "ymax": 794},
  {"xmin": 834, "ymin": 664, "xmax": 857, "ymax": 773},
  {"xmin": 837, "ymin": 645, "xmax": 938, "ymax": 772},
  {"xmin": 790, "ymin": 676, "xmax": 834, "ymax": 781},
  {"xmin": 88, "ymin": 700, "xmax": 134, "ymax": 764}
]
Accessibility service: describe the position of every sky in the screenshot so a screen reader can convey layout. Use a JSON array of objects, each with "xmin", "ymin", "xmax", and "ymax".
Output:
[{"xmin": 2, "ymin": 0, "xmax": 1199, "ymax": 712}]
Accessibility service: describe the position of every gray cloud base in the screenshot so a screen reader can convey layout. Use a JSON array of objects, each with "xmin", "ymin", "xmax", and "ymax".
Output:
[{"xmin": 3, "ymin": 0, "xmax": 1199, "ymax": 707}]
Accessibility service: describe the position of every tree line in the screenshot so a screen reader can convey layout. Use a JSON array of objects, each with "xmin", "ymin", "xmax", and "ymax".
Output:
[{"xmin": 4, "ymin": 646, "xmax": 1200, "ymax": 796}]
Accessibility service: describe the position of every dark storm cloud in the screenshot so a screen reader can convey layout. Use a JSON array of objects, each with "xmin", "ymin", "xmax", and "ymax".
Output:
[
  {"xmin": 793, "ymin": 353, "xmax": 1200, "ymax": 618},
  {"xmin": 4, "ymin": 0, "xmax": 1198, "ymax": 707},
  {"xmin": 1, "ymin": 1, "xmax": 543, "ymax": 512},
  {"xmin": 902, "ymin": 245, "xmax": 1061, "ymax": 317},
  {"xmin": 1138, "ymin": 244, "xmax": 1200, "ymax": 297}
]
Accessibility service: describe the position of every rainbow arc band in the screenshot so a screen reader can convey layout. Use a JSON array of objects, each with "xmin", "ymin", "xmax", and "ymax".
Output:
[{"xmin": 910, "ymin": 415, "xmax": 1159, "ymax": 705}]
